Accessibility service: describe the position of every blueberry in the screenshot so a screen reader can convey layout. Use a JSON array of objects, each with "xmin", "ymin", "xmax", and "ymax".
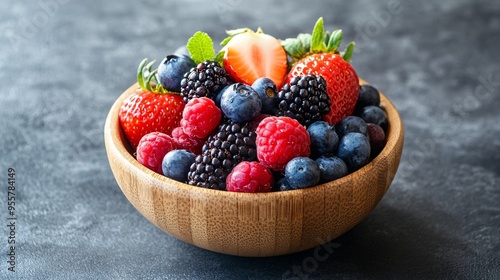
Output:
[
  {"xmin": 335, "ymin": 116, "xmax": 368, "ymax": 139},
  {"xmin": 337, "ymin": 132, "xmax": 371, "ymax": 172},
  {"xmin": 316, "ymin": 156, "xmax": 348, "ymax": 182},
  {"xmin": 366, "ymin": 123, "xmax": 386, "ymax": 157},
  {"xmin": 251, "ymin": 77, "xmax": 278, "ymax": 114},
  {"xmin": 220, "ymin": 83, "xmax": 262, "ymax": 123},
  {"xmin": 158, "ymin": 55, "xmax": 196, "ymax": 92},
  {"xmin": 358, "ymin": 105, "xmax": 388, "ymax": 131},
  {"xmin": 285, "ymin": 157, "xmax": 321, "ymax": 189},
  {"xmin": 307, "ymin": 121, "xmax": 339, "ymax": 158},
  {"xmin": 162, "ymin": 149, "xmax": 196, "ymax": 182},
  {"xmin": 214, "ymin": 85, "xmax": 229, "ymax": 108},
  {"xmin": 276, "ymin": 176, "xmax": 293, "ymax": 191},
  {"xmin": 355, "ymin": 85, "xmax": 380, "ymax": 110}
]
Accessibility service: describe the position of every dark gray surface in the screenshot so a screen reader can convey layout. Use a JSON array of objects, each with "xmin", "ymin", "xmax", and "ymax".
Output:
[{"xmin": 1, "ymin": 0, "xmax": 499, "ymax": 279}]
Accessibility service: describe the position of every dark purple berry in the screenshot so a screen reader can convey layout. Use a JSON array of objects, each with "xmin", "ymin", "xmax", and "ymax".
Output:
[{"xmin": 366, "ymin": 123, "xmax": 386, "ymax": 157}]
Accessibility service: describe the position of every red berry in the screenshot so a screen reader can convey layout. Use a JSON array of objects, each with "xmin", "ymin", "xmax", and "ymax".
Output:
[
  {"xmin": 180, "ymin": 97, "xmax": 222, "ymax": 139},
  {"xmin": 119, "ymin": 90, "xmax": 184, "ymax": 149},
  {"xmin": 136, "ymin": 132, "xmax": 177, "ymax": 174},
  {"xmin": 226, "ymin": 161, "xmax": 274, "ymax": 193},
  {"xmin": 171, "ymin": 127, "xmax": 205, "ymax": 155},
  {"xmin": 256, "ymin": 116, "xmax": 310, "ymax": 172}
]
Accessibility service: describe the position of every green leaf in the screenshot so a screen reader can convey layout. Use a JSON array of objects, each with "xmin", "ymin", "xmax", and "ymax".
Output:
[
  {"xmin": 297, "ymin": 33, "xmax": 312, "ymax": 52},
  {"xmin": 187, "ymin": 31, "xmax": 215, "ymax": 64},
  {"xmin": 342, "ymin": 41, "xmax": 355, "ymax": 62},
  {"xmin": 220, "ymin": 36, "xmax": 232, "ymax": 47},
  {"xmin": 311, "ymin": 17, "xmax": 326, "ymax": 52},
  {"xmin": 214, "ymin": 50, "xmax": 225, "ymax": 65},
  {"xmin": 327, "ymin": 29, "xmax": 343, "ymax": 52},
  {"xmin": 137, "ymin": 58, "xmax": 148, "ymax": 90},
  {"xmin": 281, "ymin": 38, "xmax": 304, "ymax": 59}
]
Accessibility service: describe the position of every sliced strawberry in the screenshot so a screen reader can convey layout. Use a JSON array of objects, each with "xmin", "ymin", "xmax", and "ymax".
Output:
[{"xmin": 222, "ymin": 29, "xmax": 287, "ymax": 88}]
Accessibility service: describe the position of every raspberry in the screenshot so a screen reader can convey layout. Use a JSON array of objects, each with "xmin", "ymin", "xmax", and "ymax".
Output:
[
  {"xmin": 180, "ymin": 97, "xmax": 222, "ymax": 139},
  {"xmin": 171, "ymin": 127, "xmax": 205, "ymax": 155},
  {"xmin": 136, "ymin": 132, "xmax": 177, "ymax": 174},
  {"xmin": 256, "ymin": 116, "xmax": 310, "ymax": 171},
  {"xmin": 226, "ymin": 161, "xmax": 274, "ymax": 193}
]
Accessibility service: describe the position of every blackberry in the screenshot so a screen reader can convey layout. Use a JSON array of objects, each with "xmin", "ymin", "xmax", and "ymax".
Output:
[
  {"xmin": 275, "ymin": 75, "xmax": 331, "ymax": 126},
  {"xmin": 180, "ymin": 61, "xmax": 229, "ymax": 103},
  {"xmin": 187, "ymin": 119, "xmax": 257, "ymax": 190}
]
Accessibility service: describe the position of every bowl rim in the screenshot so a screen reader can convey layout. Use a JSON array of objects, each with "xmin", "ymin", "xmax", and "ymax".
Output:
[{"xmin": 104, "ymin": 79, "xmax": 404, "ymax": 199}]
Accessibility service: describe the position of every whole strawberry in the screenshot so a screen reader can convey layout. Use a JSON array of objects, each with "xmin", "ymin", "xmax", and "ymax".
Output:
[
  {"xmin": 119, "ymin": 59, "xmax": 185, "ymax": 149},
  {"xmin": 282, "ymin": 17, "xmax": 359, "ymax": 124}
]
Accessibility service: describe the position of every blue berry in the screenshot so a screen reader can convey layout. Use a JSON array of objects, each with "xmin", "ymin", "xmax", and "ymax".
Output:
[
  {"xmin": 276, "ymin": 176, "xmax": 293, "ymax": 191},
  {"xmin": 355, "ymin": 84, "xmax": 380, "ymax": 110},
  {"xmin": 307, "ymin": 121, "xmax": 339, "ymax": 158},
  {"xmin": 284, "ymin": 157, "xmax": 321, "ymax": 189},
  {"xmin": 162, "ymin": 149, "xmax": 196, "ymax": 182},
  {"xmin": 358, "ymin": 105, "xmax": 388, "ymax": 131},
  {"xmin": 337, "ymin": 132, "xmax": 371, "ymax": 172},
  {"xmin": 251, "ymin": 77, "xmax": 278, "ymax": 114},
  {"xmin": 335, "ymin": 116, "xmax": 368, "ymax": 139},
  {"xmin": 220, "ymin": 83, "xmax": 262, "ymax": 123},
  {"xmin": 316, "ymin": 156, "xmax": 348, "ymax": 182},
  {"xmin": 158, "ymin": 55, "xmax": 196, "ymax": 92}
]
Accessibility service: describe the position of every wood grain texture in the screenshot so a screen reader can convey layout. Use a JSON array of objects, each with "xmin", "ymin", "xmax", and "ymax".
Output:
[{"xmin": 104, "ymin": 81, "xmax": 404, "ymax": 257}]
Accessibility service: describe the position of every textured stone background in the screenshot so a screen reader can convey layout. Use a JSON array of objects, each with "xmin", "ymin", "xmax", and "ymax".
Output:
[{"xmin": 1, "ymin": 0, "xmax": 499, "ymax": 279}]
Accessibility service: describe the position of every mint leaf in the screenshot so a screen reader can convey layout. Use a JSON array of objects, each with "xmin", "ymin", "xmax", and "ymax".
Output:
[
  {"xmin": 327, "ymin": 29, "xmax": 343, "ymax": 52},
  {"xmin": 311, "ymin": 17, "xmax": 326, "ymax": 52},
  {"xmin": 187, "ymin": 31, "xmax": 215, "ymax": 64},
  {"xmin": 341, "ymin": 41, "xmax": 355, "ymax": 62}
]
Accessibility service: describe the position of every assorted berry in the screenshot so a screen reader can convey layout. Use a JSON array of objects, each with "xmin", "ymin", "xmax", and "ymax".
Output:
[
  {"xmin": 220, "ymin": 83, "xmax": 262, "ymax": 123},
  {"xmin": 118, "ymin": 17, "xmax": 390, "ymax": 192},
  {"xmin": 158, "ymin": 55, "xmax": 196, "ymax": 92},
  {"xmin": 180, "ymin": 97, "xmax": 221, "ymax": 139},
  {"xmin": 284, "ymin": 157, "xmax": 321, "ymax": 189},
  {"xmin": 256, "ymin": 116, "xmax": 310, "ymax": 172},
  {"xmin": 275, "ymin": 75, "xmax": 331, "ymax": 127},
  {"xmin": 162, "ymin": 149, "xmax": 196, "ymax": 182},
  {"xmin": 136, "ymin": 132, "xmax": 177, "ymax": 174},
  {"xmin": 226, "ymin": 161, "xmax": 274, "ymax": 193}
]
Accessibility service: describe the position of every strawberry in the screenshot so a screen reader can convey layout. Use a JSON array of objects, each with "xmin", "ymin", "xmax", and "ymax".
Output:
[
  {"xmin": 119, "ymin": 59, "xmax": 185, "ymax": 149},
  {"xmin": 282, "ymin": 17, "xmax": 359, "ymax": 124},
  {"xmin": 221, "ymin": 28, "xmax": 288, "ymax": 88}
]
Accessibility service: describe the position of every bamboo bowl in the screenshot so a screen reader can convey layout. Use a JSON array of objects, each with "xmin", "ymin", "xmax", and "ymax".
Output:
[{"xmin": 104, "ymin": 80, "xmax": 404, "ymax": 257}]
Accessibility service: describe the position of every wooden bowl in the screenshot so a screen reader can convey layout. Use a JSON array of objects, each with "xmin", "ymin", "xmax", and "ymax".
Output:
[{"xmin": 104, "ymin": 80, "xmax": 404, "ymax": 257}]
